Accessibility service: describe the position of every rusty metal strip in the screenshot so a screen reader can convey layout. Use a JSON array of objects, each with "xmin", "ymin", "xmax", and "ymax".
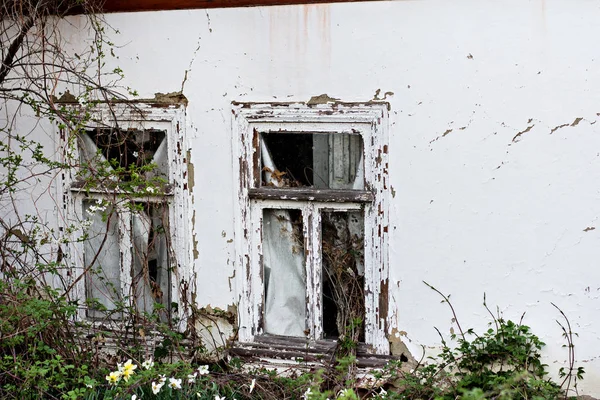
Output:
[{"xmin": 100, "ymin": 0, "xmax": 386, "ymax": 13}]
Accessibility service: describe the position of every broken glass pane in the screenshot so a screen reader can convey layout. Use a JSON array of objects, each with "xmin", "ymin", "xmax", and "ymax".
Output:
[
  {"xmin": 261, "ymin": 133, "xmax": 363, "ymax": 189},
  {"xmin": 132, "ymin": 203, "xmax": 170, "ymax": 319},
  {"xmin": 262, "ymin": 208, "xmax": 307, "ymax": 337},
  {"xmin": 84, "ymin": 200, "xmax": 121, "ymax": 318},
  {"xmin": 77, "ymin": 128, "xmax": 168, "ymax": 189},
  {"xmin": 321, "ymin": 210, "xmax": 365, "ymax": 340}
]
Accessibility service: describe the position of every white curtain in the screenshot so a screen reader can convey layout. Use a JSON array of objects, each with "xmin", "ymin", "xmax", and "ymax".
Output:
[
  {"xmin": 261, "ymin": 140, "xmax": 307, "ymax": 336},
  {"xmin": 84, "ymin": 202, "xmax": 120, "ymax": 316}
]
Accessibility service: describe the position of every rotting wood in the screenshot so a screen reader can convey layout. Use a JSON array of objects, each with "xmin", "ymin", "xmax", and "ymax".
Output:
[
  {"xmin": 61, "ymin": 103, "xmax": 191, "ymax": 329},
  {"xmin": 233, "ymin": 103, "xmax": 390, "ymax": 354},
  {"xmin": 249, "ymin": 188, "xmax": 374, "ymax": 202},
  {"xmin": 231, "ymin": 334, "xmax": 401, "ymax": 368}
]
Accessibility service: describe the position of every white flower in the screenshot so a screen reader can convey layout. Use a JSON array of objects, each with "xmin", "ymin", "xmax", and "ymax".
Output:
[
  {"xmin": 132, "ymin": 395, "xmax": 138, "ymax": 400},
  {"xmin": 215, "ymin": 396, "xmax": 226, "ymax": 400},
  {"xmin": 249, "ymin": 378, "xmax": 256, "ymax": 393},
  {"xmin": 87, "ymin": 201, "xmax": 107, "ymax": 215},
  {"xmin": 141, "ymin": 359, "xmax": 154, "ymax": 370},
  {"xmin": 420, "ymin": 378, "xmax": 426, "ymax": 384},
  {"xmin": 169, "ymin": 377, "xmax": 182, "ymax": 390},
  {"xmin": 146, "ymin": 186, "xmax": 156, "ymax": 194},
  {"xmin": 152, "ymin": 381, "xmax": 164, "ymax": 394},
  {"xmin": 197, "ymin": 365, "xmax": 209, "ymax": 375},
  {"xmin": 133, "ymin": 151, "xmax": 139, "ymax": 158},
  {"xmin": 188, "ymin": 372, "xmax": 198, "ymax": 383},
  {"xmin": 159, "ymin": 374, "xmax": 167, "ymax": 383},
  {"xmin": 302, "ymin": 387, "xmax": 312, "ymax": 400}
]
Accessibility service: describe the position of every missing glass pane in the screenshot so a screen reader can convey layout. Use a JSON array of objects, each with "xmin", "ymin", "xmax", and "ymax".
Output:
[
  {"xmin": 262, "ymin": 208, "xmax": 307, "ymax": 337},
  {"xmin": 132, "ymin": 202, "xmax": 170, "ymax": 318},
  {"xmin": 261, "ymin": 133, "xmax": 363, "ymax": 189},
  {"xmin": 321, "ymin": 210, "xmax": 365, "ymax": 341},
  {"xmin": 84, "ymin": 200, "xmax": 121, "ymax": 318},
  {"xmin": 78, "ymin": 128, "xmax": 168, "ymax": 188}
]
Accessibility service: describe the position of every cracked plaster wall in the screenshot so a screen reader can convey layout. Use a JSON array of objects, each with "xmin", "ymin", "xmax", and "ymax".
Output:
[{"xmin": 32, "ymin": 0, "xmax": 600, "ymax": 395}]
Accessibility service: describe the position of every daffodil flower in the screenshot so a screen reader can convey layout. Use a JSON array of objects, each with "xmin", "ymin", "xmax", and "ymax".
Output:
[
  {"xmin": 105, "ymin": 371, "xmax": 121, "ymax": 385},
  {"xmin": 118, "ymin": 359, "xmax": 137, "ymax": 382}
]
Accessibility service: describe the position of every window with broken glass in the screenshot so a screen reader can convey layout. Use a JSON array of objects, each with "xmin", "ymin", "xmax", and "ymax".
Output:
[
  {"xmin": 73, "ymin": 126, "xmax": 172, "ymax": 320},
  {"xmin": 234, "ymin": 104, "xmax": 390, "ymax": 355},
  {"xmin": 58, "ymin": 102, "xmax": 192, "ymax": 325}
]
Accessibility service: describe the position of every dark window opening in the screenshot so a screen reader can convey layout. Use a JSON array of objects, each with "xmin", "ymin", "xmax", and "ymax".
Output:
[
  {"xmin": 132, "ymin": 202, "xmax": 171, "ymax": 319},
  {"xmin": 77, "ymin": 128, "xmax": 169, "ymax": 190},
  {"xmin": 321, "ymin": 210, "xmax": 365, "ymax": 341},
  {"xmin": 261, "ymin": 132, "xmax": 363, "ymax": 189}
]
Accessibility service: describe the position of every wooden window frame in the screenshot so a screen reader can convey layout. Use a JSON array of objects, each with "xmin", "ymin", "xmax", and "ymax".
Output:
[
  {"xmin": 233, "ymin": 102, "xmax": 390, "ymax": 355},
  {"xmin": 59, "ymin": 103, "xmax": 191, "ymax": 329}
]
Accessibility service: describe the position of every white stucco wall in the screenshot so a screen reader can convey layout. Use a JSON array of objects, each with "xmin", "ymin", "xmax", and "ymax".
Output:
[{"xmin": 15, "ymin": 0, "xmax": 600, "ymax": 394}]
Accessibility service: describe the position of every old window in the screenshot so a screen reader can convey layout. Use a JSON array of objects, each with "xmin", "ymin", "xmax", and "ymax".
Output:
[
  {"xmin": 62, "ymin": 104, "xmax": 189, "ymax": 323},
  {"xmin": 233, "ymin": 103, "xmax": 389, "ymax": 354}
]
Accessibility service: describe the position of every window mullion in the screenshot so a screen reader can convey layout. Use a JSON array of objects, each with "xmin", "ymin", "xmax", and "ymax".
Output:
[
  {"xmin": 304, "ymin": 203, "xmax": 323, "ymax": 340},
  {"xmin": 119, "ymin": 205, "xmax": 133, "ymax": 311}
]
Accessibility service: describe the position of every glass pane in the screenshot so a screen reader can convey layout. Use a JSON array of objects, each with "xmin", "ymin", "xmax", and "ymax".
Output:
[
  {"xmin": 261, "ymin": 133, "xmax": 363, "ymax": 189},
  {"xmin": 321, "ymin": 210, "xmax": 365, "ymax": 340},
  {"xmin": 84, "ymin": 200, "xmax": 121, "ymax": 318},
  {"xmin": 262, "ymin": 208, "xmax": 306, "ymax": 336},
  {"xmin": 77, "ymin": 128, "xmax": 168, "ymax": 188},
  {"xmin": 132, "ymin": 203, "xmax": 170, "ymax": 319}
]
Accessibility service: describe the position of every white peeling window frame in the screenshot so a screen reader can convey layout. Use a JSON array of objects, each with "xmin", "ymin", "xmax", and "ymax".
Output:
[
  {"xmin": 58, "ymin": 103, "xmax": 191, "ymax": 328},
  {"xmin": 233, "ymin": 102, "xmax": 390, "ymax": 354}
]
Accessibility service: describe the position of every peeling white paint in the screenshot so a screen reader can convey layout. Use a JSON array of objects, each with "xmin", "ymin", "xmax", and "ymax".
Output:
[{"xmin": 7, "ymin": 0, "xmax": 600, "ymax": 396}]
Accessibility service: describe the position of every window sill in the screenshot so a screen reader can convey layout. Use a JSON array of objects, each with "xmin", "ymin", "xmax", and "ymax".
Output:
[
  {"xmin": 231, "ymin": 334, "xmax": 398, "ymax": 368},
  {"xmin": 248, "ymin": 187, "xmax": 373, "ymax": 203}
]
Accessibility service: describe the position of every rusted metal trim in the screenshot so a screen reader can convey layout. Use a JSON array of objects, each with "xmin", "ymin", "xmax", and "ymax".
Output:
[
  {"xmin": 249, "ymin": 188, "xmax": 374, "ymax": 202},
  {"xmin": 100, "ymin": 0, "xmax": 387, "ymax": 13}
]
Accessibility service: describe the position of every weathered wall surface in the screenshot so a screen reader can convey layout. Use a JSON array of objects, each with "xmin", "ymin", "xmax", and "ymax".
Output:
[{"xmin": 50, "ymin": 0, "xmax": 600, "ymax": 395}]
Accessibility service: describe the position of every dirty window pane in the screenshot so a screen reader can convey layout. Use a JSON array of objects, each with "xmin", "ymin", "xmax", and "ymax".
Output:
[
  {"xmin": 262, "ymin": 208, "xmax": 306, "ymax": 336},
  {"xmin": 261, "ymin": 133, "xmax": 363, "ymax": 189},
  {"xmin": 84, "ymin": 200, "xmax": 121, "ymax": 318},
  {"xmin": 132, "ymin": 203, "xmax": 170, "ymax": 319},
  {"xmin": 321, "ymin": 210, "xmax": 365, "ymax": 340},
  {"xmin": 77, "ymin": 128, "xmax": 168, "ymax": 189}
]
